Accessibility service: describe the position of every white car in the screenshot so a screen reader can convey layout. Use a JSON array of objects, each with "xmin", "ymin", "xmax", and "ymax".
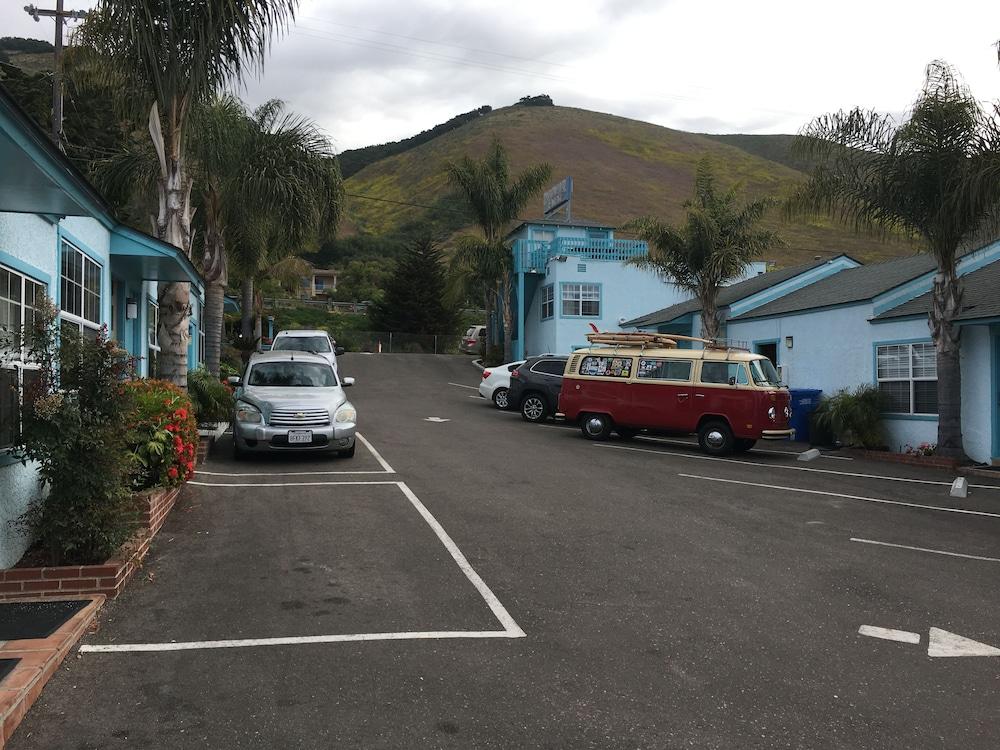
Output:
[
  {"xmin": 478, "ymin": 360, "xmax": 526, "ymax": 409},
  {"xmin": 271, "ymin": 329, "xmax": 344, "ymax": 372}
]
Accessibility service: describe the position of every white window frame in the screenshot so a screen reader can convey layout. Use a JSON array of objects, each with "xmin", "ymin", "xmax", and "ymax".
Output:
[
  {"xmin": 876, "ymin": 341, "xmax": 937, "ymax": 415},
  {"xmin": 147, "ymin": 299, "xmax": 160, "ymax": 352},
  {"xmin": 561, "ymin": 282, "xmax": 601, "ymax": 318},
  {"xmin": 1, "ymin": 264, "xmax": 46, "ymax": 451},
  {"xmin": 59, "ymin": 240, "xmax": 102, "ymax": 334},
  {"xmin": 540, "ymin": 284, "xmax": 554, "ymax": 320}
]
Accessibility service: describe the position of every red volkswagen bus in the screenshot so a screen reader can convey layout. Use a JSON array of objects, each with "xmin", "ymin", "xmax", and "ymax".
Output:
[{"xmin": 558, "ymin": 332, "xmax": 793, "ymax": 455}]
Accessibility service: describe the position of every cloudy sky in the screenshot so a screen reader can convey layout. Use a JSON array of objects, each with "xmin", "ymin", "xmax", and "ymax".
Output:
[{"xmin": 5, "ymin": 0, "xmax": 1000, "ymax": 151}]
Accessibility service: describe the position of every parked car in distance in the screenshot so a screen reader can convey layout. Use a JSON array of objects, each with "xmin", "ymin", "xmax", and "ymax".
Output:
[
  {"xmin": 558, "ymin": 334, "xmax": 793, "ymax": 455},
  {"xmin": 478, "ymin": 360, "xmax": 526, "ymax": 409},
  {"xmin": 271, "ymin": 329, "xmax": 345, "ymax": 371},
  {"xmin": 507, "ymin": 355, "xmax": 569, "ymax": 422},
  {"xmin": 460, "ymin": 325, "xmax": 486, "ymax": 354},
  {"xmin": 228, "ymin": 351, "xmax": 357, "ymax": 458}
]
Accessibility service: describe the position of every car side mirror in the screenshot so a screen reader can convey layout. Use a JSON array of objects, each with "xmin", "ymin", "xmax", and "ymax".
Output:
[
  {"xmin": 335, "ymin": 346, "xmax": 345, "ymax": 356},
  {"xmin": 227, "ymin": 376, "xmax": 241, "ymax": 386},
  {"xmin": 728, "ymin": 376, "xmax": 737, "ymax": 386},
  {"xmin": 342, "ymin": 376, "xmax": 355, "ymax": 387}
]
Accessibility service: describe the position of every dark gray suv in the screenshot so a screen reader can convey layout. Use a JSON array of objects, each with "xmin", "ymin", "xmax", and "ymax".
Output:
[{"xmin": 507, "ymin": 355, "xmax": 568, "ymax": 423}]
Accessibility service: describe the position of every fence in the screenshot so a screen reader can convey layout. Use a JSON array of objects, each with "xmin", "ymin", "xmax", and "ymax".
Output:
[{"xmin": 337, "ymin": 331, "xmax": 466, "ymax": 355}]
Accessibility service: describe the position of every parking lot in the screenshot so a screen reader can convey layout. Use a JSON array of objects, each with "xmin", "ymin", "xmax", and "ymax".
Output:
[{"xmin": 12, "ymin": 353, "xmax": 1000, "ymax": 749}]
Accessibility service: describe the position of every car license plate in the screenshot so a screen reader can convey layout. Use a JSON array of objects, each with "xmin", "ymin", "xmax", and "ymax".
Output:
[{"xmin": 288, "ymin": 430, "xmax": 313, "ymax": 444}]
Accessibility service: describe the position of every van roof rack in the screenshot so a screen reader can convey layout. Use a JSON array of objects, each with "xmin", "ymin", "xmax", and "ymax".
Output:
[{"xmin": 583, "ymin": 330, "xmax": 746, "ymax": 351}]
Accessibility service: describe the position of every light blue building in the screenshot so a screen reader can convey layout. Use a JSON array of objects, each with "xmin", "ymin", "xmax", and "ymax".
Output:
[
  {"xmin": 0, "ymin": 87, "xmax": 205, "ymax": 567},
  {"xmin": 507, "ymin": 217, "xmax": 766, "ymax": 359},
  {"xmin": 629, "ymin": 239, "xmax": 1000, "ymax": 463}
]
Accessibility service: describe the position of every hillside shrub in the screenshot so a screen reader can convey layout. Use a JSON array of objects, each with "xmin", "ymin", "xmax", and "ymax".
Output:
[
  {"xmin": 811, "ymin": 384, "xmax": 884, "ymax": 449},
  {"xmin": 9, "ymin": 301, "xmax": 138, "ymax": 565},
  {"xmin": 188, "ymin": 368, "xmax": 235, "ymax": 424},
  {"xmin": 126, "ymin": 380, "xmax": 198, "ymax": 490}
]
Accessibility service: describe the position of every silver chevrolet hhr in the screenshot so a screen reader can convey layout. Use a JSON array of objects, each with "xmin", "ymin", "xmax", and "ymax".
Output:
[{"xmin": 229, "ymin": 351, "xmax": 357, "ymax": 459}]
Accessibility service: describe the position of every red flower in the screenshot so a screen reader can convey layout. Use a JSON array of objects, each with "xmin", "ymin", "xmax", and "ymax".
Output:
[
  {"xmin": 174, "ymin": 408, "xmax": 188, "ymax": 420},
  {"xmin": 165, "ymin": 423, "xmax": 178, "ymax": 433},
  {"xmin": 185, "ymin": 461, "xmax": 194, "ymax": 472},
  {"xmin": 167, "ymin": 466, "xmax": 178, "ymax": 479}
]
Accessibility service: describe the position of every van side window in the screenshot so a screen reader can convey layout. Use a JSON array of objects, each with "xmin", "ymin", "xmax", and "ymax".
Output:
[
  {"xmin": 579, "ymin": 356, "xmax": 633, "ymax": 378},
  {"xmin": 637, "ymin": 359, "xmax": 692, "ymax": 381},
  {"xmin": 700, "ymin": 362, "xmax": 749, "ymax": 385}
]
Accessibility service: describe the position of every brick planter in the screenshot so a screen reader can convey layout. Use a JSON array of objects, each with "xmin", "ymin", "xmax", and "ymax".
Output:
[
  {"xmin": 845, "ymin": 449, "xmax": 960, "ymax": 471},
  {"xmin": 0, "ymin": 485, "xmax": 182, "ymax": 602}
]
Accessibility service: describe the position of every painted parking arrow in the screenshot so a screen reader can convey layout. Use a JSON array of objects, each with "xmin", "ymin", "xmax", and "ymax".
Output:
[
  {"xmin": 424, "ymin": 417, "xmax": 451, "ymax": 423},
  {"xmin": 927, "ymin": 628, "xmax": 1000, "ymax": 658}
]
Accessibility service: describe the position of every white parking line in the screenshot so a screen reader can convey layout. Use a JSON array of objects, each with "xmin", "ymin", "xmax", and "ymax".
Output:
[
  {"xmin": 850, "ymin": 537, "xmax": 1000, "ymax": 563},
  {"xmin": 858, "ymin": 625, "xmax": 921, "ymax": 644},
  {"xmin": 195, "ymin": 470, "xmax": 391, "ymax": 477},
  {"xmin": 635, "ymin": 434, "xmax": 853, "ymax": 460},
  {"xmin": 447, "ymin": 382, "xmax": 478, "ymax": 390},
  {"xmin": 678, "ymin": 473, "xmax": 1000, "ymax": 519},
  {"xmin": 80, "ymin": 630, "xmax": 519, "ymax": 653},
  {"xmin": 356, "ymin": 432, "xmax": 396, "ymax": 473},
  {"xmin": 596, "ymin": 443, "xmax": 1000, "ymax": 490},
  {"xmin": 81, "ymin": 480, "xmax": 524, "ymax": 653},
  {"xmin": 188, "ymin": 480, "xmax": 400, "ymax": 488}
]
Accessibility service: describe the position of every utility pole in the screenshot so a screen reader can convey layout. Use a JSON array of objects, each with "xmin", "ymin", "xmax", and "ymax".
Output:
[{"xmin": 23, "ymin": 2, "xmax": 88, "ymax": 150}]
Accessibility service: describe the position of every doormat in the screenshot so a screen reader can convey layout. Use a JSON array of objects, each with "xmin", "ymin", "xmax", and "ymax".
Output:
[
  {"xmin": 0, "ymin": 658, "xmax": 19, "ymax": 682},
  {"xmin": 0, "ymin": 599, "xmax": 88, "ymax": 640}
]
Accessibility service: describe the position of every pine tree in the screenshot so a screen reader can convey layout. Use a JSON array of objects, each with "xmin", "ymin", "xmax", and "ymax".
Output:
[{"xmin": 369, "ymin": 236, "xmax": 458, "ymax": 334}]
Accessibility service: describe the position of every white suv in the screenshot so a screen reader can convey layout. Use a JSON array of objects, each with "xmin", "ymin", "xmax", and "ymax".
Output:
[{"xmin": 271, "ymin": 329, "xmax": 344, "ymax": 372}]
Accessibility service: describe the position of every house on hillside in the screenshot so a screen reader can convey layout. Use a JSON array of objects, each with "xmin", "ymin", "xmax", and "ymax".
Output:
[
  {"xmin": 0, "ymin": 87, "xmax": 205, "ymax": 567},
  {"xmin": 507, "ymin": 216, "xmax": 767, "ymax": 359},
  {"xmin": 720, "ymin": 246, "xmax": 1000, "ymax": 463},
  {"xmin": 300, "ymin": 264, "xmax": 337, "ymax": 298}
]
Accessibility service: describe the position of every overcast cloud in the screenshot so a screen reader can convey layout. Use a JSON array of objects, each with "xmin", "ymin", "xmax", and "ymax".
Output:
[{"xmin": 4, "ymin": 0, "xmax": 1000, "ymax": 151}]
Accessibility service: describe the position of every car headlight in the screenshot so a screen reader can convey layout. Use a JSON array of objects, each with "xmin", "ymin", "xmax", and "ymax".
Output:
[
  {"xmin": 235, "ymin": 402, "xmax": 262, "ymax": 424},
  {"xmin": 335, "ymin": 403, "xmax": 357, "ymax": 424},
  {"xmin": 767, "ymin": 406, "xmax": 777, "ymax": 421}
]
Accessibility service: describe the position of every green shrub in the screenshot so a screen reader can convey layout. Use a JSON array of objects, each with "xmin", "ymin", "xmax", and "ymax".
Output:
[
  {"xmin": 10, "ymin": 300, "xmax": 138, "ymax": 565},
  {"xmin": 125, "ymin": 380, "xmax": 199, "ymax": 491},
  {"xmin": 188, "ymin": 368, "xmax": 235, "ymax": 423},
  {"xmin": 811, "ymin": 384, "xmax": 885, "ymax": 449}
]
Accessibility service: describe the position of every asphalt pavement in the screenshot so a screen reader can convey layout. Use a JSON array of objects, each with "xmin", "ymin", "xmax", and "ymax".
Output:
[{"xmin": 11, "ymin": 353, "xmax": 1000, "ymax": 749}]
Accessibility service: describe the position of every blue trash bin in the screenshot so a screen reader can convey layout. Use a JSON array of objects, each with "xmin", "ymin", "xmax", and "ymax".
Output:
[{"xmin": 788, "ymin": 388, "xmax": 823, "ymax": 443}]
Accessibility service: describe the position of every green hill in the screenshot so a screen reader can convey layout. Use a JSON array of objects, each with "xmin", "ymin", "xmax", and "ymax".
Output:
[{"xmin": 343, "ymin": 105, "xmax": 915, "ymax": 267}]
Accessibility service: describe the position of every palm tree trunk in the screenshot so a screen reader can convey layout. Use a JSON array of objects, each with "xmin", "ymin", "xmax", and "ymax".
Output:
[
  {"xmin": 699, "ymin": 289, "xmax": 720, "ymax": 342},
  {"xmin": 201, "ymin": 185, "xmax": 227, "ymax": 376},
  {"xmin": 482, "ymin": 286, "xmax": 494, "ymax": 357},
  {"xmin": 929, "ymin": 270, "xmax": 965, "ymax": 460},
  {"xmin": 240, "ymin": 278, "xmax": 254, "ymax": 340},
  {"xmin": 150, "ymin": 101, "xmax": 194, "ymax": 389},
  {"xmin": 501, "ymin": 275, "xmax": 514, "ymax": 363},
  {"xmin": 203, "ymin": 282, "xmax": 225, "ymax": 376}
]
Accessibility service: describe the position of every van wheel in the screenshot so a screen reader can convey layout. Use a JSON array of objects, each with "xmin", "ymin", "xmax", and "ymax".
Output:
[
  {"xmin": 616, "ymin": 427, "xmax": 638, "ymax": 440},
  {"xmin": 698, "ymin": 420, "xmax": 734, "ymax": 456},
  {"xmin": 581, "ymin": 413, "xmax": 614, "ymax": 441},
  {"xmin": 734, "ymin": 438, "xmax": 756, "ymax": 453},
  {"xmin": 521, "ymin": 394, "xmax": 549, "ymax": 422}
]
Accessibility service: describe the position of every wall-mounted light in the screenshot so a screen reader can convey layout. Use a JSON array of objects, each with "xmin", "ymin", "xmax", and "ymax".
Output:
[
  {"xmin": 126, "ymin": 298, "xmax": 138, "ymax": 320},
  {"xmin": 784, "ymin": 336, "xmax": 794, "ymax": 350}
]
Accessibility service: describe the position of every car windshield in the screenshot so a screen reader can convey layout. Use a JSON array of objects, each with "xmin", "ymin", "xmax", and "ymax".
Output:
[
  {"xmin": 273, "ymin": 336, "xmax": 331, "ymax": 353},
  {"xmin": 248, "ymin": 362, "xmax": 337, "ymax": 387},
  {"xmin": 750, "ymin": 358, "xmax": 781, "ymax": 386}
]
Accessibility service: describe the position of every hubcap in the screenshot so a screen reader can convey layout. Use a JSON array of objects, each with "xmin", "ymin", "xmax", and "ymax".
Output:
[
  {"xmin": 524, "ymin": 398, "xmax": 544, "ymax": 419},
  {"xmin": 705, "ymin": 429, "xmax": 725, "ymax": 448},
  {"xmin": 585, "ymin": 417, "xmax": 605, "ymax": 435},
  {"xmin": 496, "ymin": 390, "xmax": 508, "ymax": 408}
]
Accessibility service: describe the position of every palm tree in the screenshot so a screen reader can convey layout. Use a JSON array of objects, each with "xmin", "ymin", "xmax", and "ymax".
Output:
[
  {"xmin": 788, "ymin": 61, "xmax": 1000, "ymax": 459},
  {"xmin": 628, "ymin": 157, "xmax": 780, "ymax": 341},
  {"xmin": 190, "ymin": 97, "xmax": 341, "ymax": 374},
  {"xmin": 447, "ymin": 138, "xmax": 551, "ymax": 362},
  {"xmin": 77, "ymin": 0, "xmax": 297, "ymax": 387}
]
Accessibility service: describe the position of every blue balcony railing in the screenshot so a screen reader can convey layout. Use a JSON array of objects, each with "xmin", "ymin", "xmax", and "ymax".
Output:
[{"xmin": 512, "ymin": 237, "xmax": 648, "ymax": 273}]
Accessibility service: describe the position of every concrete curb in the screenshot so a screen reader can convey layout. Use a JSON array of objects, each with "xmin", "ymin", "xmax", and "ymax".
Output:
[{"xmin": 471, "ymin": 358, "xmax": 485, "ymax": 372}]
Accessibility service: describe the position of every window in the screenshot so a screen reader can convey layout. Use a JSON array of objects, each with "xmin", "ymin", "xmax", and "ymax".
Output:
[
  {"xmin": 586, "ymin": 230, "xmax": 609, "ymax": 241},
  {"xmin": 540, "ymin": 285, "xmax": 554, "ymax": 320},
  {"xmin": 147, "ymin": 300, "xmax": 160, "ymax": 377},
  {"xmin": 531, "ymin": 359, "xmax": 567, "ymax": 376},
  {"xmin": 248, "ymin": 361, "xmax": 337, "ymax": 387},
  {"xmin": 577, "ymin": 264, "xmax": 587, "ymax": 273},
  {"xmin": 60, "ymin": 241, "xmax": 101, "ymax": 330},
  {"xmin": 637, "ymin": 358, "xmax": 692, "ymax": 381},
  {"xmin": 579, "ymin": 355, "xmax": 633, "ymax": 378},
  {"xmin": 0, "ymin": 265, "xmax": 46, "ymax": 450},
  {"xmin": 561, "ymin": 283, "xmax": 600, "ymax": 317},
  {"xmin": 272, "ymin": 336, "xmax": 332, "ymax": 353},
  {"xmin": 876, "ymin": 342, "xmax": 937, "ymax": 414},
  {"xmin": 700, "ymin": 361, "xmax": 749, "ymax": 385},
  {"xmin": 314, "ymin": 277, "xmax": 325, "ymax": 291}
]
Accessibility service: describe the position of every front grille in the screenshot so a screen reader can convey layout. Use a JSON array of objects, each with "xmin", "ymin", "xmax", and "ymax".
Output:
[{"xmin": 269, "ymin": 408, "xmax": 330, "ymax": 427}]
